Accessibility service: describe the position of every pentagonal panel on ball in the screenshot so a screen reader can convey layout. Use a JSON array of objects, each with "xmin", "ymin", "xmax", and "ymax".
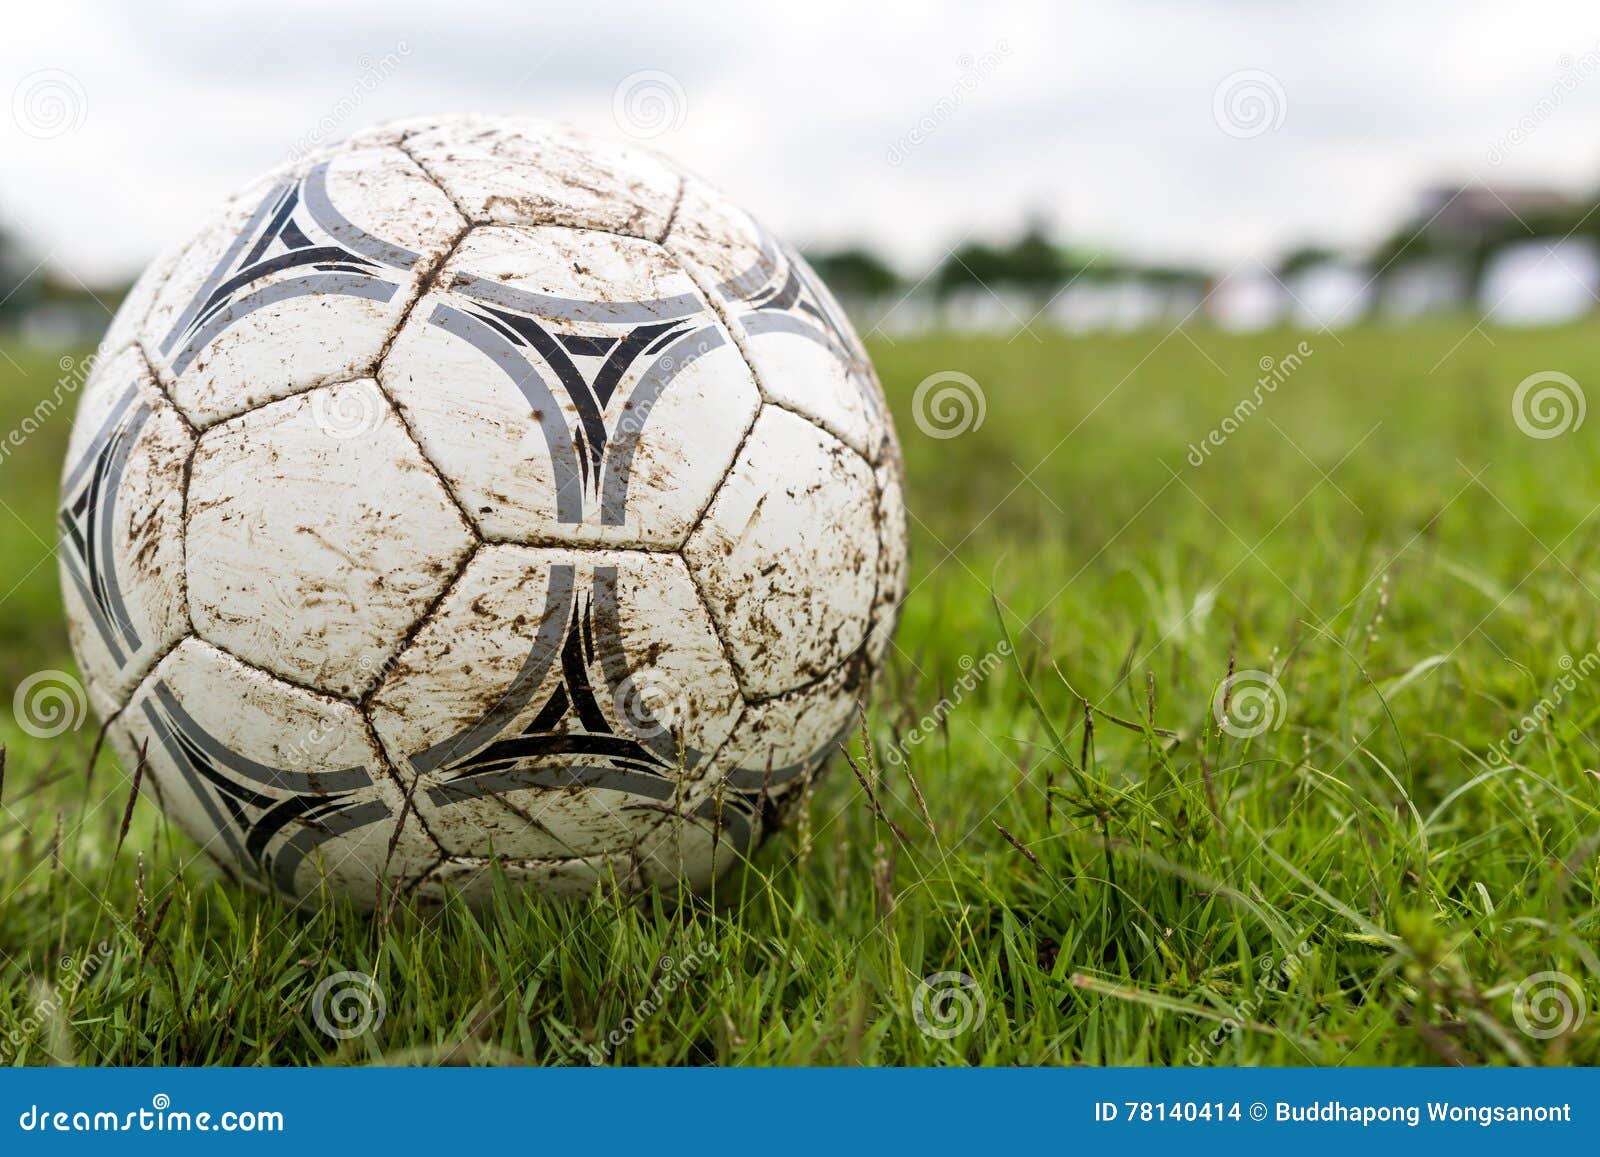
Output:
[
  {"xmin": 58, "ymin": 346, "xmax": 192, "ymax": 712},
  {"xmin": 665, "ymin": 177, "xmax": 889, "ymax": 461},
  {"xmin": 111, "ymin": 638, "xmax": 438, "ymax": 905},
  {"xmin": 367, "ymin": 544, "xmax": 743, "ymax": 862},
  {"xmin": 186, "ymin": 378, "xmax": 474, "ymax": 698},
  {"xmin": 140, "ymin": 145, "xmax": 465, "ymax": 427},
  {"xmin": 638, "ymin": 660, "xmax": 868, "ymax": 891},
  {"xmin": 381, "ymin": 224, "xmax": 759, "ymax": 548},
  {"xmin": 684, "ymin": 406, "xmax": 880, "ymax": 698},
  {"xmin": 401, "ymin": 116, "xmax": 681, "ymax": 238}
]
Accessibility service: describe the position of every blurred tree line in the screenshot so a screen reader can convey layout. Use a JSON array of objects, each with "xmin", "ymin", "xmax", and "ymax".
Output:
[
  {"xmin": 803, "ymin": 182, "xmax": 1600, "ymax": 307},
  {"xmin": 3, "ymin": 178, "xmax": 1599, "ymax": 339}
]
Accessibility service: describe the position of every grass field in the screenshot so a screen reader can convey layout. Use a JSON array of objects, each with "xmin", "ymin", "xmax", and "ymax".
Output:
[{"xmin": 4, "ymin": 319, "xmax": 1600, "ymax": 1066}]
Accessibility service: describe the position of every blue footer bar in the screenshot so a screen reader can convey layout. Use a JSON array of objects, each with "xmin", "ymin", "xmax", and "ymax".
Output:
[{"xmin": 1, "ymin": 1068, "xmax": 1591, "ymax": 1152}]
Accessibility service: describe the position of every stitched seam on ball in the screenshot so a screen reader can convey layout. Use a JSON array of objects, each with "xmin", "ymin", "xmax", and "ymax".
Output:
[
  {"xmin": 357, "ymin": 538, "xmax": 482, "ymax": 711},
  {"xmin": 395, "ymin": 135, "xmax": 474, "ymax": 224},
  {"xmin": 661, "ymin": 247, "xmax": 885, "ymax": 547},
  {"xmin": 358, "ymin": 710, "xmax": 449, "ymax": 871},
  {"xmin": 744, "ymin": 632, "xmax": 874, "ymax": 707},
  {"xmin": 655, "ymin": 172, "xmax": 686, "ymax": 244},
  {"xmin": 119, "ymin": 641, "xmax": 443, "ymax": 901},
  {"xmin": 369, "ymin": 226, "xmax": 483, "ymax": 538},
  {"xmin": 661, "ymin": 229, "xmax": 884, "ymax": 473},
  {"xmin": 118, "ymin": 344, "xmax": 201, "ymax": 666},
  {"xmin": 104, "ymin": 233, "xmax": 194, "ymax": 368},
  {"xmin": 192, "ymin": 634, "xmax": 375, "ymax": 709},
  {"xmin": 356, "ymin": 542, "xmax": 710, "ymax": 872},
  {"xmin": 102, "ymin": 629, "xmax": 191, "ymax": 722}
]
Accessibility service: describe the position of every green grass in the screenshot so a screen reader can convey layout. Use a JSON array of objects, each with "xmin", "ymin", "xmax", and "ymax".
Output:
[{"xmin": 4, "ymin": 320, "xmax": 1600, "ymax": 1065}]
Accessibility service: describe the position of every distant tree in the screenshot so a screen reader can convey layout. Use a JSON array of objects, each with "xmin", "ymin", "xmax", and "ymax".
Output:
[
  {"xmin": 0, "ymin": 224, "xmax": 42, "ymax": 327},
  {"xmin": 803, "ymin": 247, "xmax": 901, "ymax": 299},
  {"xmin": 934, "ymin": 224, "xmax": 1069, "ymax": 297},
  {"xmin": 1277, "ymin": 245, "xmax": 1339, "ymax": 278},
  {"xmin": 1137, "ymin": 263, "xmax": 1210, "ymax": 291},
  {"xmin": 1366, "ymin": 187, "xmax": 1600, "ymax": 298}
]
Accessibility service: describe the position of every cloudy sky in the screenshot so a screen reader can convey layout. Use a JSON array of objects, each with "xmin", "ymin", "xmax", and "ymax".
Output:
[{"xmin": 7, "ymin": 0, "xmax": 1600, "ymax": 284}]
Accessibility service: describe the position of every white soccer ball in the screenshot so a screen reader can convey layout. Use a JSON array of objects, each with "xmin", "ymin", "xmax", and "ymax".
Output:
[{"xmin": 60, "ymin": 116, "xmax": 907, "ymax": 907}]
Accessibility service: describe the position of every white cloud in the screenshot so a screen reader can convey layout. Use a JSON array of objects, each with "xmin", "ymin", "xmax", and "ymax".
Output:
[{"xmin": 5, "ymin": 0, "xmax": 1600, "ymax": 283}]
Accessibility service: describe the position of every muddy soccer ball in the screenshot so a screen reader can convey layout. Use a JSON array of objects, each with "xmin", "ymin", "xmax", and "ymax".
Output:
[{"xmin": 60, "ymin": 115, "xmax": 907, "ymax": 906}]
